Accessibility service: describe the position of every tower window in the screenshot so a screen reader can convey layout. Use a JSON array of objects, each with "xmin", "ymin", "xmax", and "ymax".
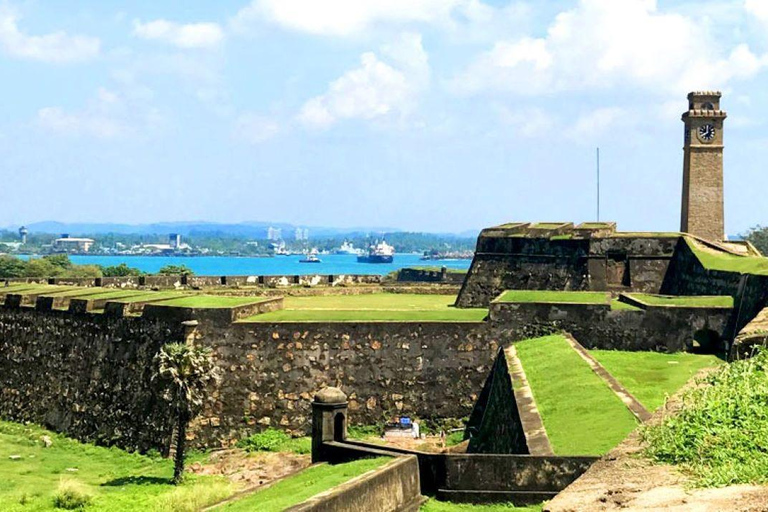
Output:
[{"xmin": 701, "ymin": 102, "xmax": 715, "ymax": 110}]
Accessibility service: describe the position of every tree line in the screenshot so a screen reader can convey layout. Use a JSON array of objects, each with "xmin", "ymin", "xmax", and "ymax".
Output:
[{"xmin": 0, "ymin": 255, "xmax": 193, "ymax": 279}]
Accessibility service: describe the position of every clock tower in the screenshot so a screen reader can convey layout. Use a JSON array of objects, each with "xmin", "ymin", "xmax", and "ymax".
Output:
[{"xmin": 680, "ymin": 91, "xmax": 726, "ymax": 241}]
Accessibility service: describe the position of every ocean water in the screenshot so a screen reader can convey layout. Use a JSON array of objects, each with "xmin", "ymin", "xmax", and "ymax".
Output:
[{"xmin": 58, "ymin": 254, "xmax": 471, "ymax": 276}]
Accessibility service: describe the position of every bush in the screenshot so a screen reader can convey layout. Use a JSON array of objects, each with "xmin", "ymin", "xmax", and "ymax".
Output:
[
  {"xmin": 237, "ymin": 428, "xmax": 310, "ymax": 454},
  {"xmin": 347, "ymin": 425, "xmax": 382, "ymax": 439},
  {"xmin": 101, "ymin": 263, "xmax": 144, "ymax": 277},
  {"xmin": 52, "ymin": 478, "xmax": 92, "ymax": 510},
  {"xmin": 157, "ymin": 265, "xmax": 194, "ymax": 276},
  {"xmin": 643, "ymin": 348, "xmax": 768, "ymax": 487},
  {"xmin": 0, "ymin": 255, "xmax": 26, "ymax": 278}
]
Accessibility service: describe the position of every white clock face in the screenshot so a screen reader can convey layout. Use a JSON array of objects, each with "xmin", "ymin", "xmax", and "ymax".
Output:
[{"xmin": 698, "ymin": 124, "xmax": 716, "ymax": 142}]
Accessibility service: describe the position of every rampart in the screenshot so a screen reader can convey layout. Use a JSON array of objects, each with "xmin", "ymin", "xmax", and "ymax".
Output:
[{"xmin": 456, "ymin": 223, "xmax": 677, "ymax": 307}]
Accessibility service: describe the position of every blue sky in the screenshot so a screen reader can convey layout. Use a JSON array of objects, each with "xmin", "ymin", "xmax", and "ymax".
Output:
[{"xmin": 1, "ymin": 0, "xmax": 768, "ymax": 235}]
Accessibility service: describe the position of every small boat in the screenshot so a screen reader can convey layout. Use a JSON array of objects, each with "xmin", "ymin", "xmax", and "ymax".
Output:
[{"xmin": 300, "ymin": 248, "xmax": 322, "ymax": 263}]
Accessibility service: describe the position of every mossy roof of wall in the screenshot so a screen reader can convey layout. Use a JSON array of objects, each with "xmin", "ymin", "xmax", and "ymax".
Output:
[
  {"xmin": 241, "ymin": 293, "xmax": 488, "ymax": 322},
  {"xmin": 495, "ymin": 290, "xmax": 610, "ymax": 305},
  {"xmin": 626, "ymin": 293, "xmax": 734, "ymax": 308},
  {"xmin": 686, "ymin": 237, "xmax": 768, "ymax": 276},
  {"xmin": 150, "ymin": 295, "xmax": 270, "ymax": 308},
  {"xmin": 403, "ymin": 266, "xmax": 467, "ymax": 274}
]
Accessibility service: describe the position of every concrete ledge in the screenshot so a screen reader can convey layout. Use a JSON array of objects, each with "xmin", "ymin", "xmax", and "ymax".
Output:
[{"xmin": 286, "ymin": 456, "xmax": 423, "ymax": 512}]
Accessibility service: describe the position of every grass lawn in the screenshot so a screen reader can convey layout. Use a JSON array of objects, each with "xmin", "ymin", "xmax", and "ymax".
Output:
[
  {"xmin": 496, "ymin": 290, "xmax": 609, "ymax": 305},
  {"xmin": 0, "ymin": 421, "xmax": 233, "ymax": 512},
  {"xmin": 626, "ymin": 293, "xmax": 733, "ymax": 308},
  {"xmin": 515, "ymin": 335, "xmax": 638, "ymax": 455},
  {"xmin": 589, "ymin": 350, "xmax": 721, "ymax": 411},
  {"xmin": 152, "ymin": 295, "xmax": 269, "ymax": 308},
  {"xmin": 219, "ymin": 458, "xmax": 389, "ymax": 511},
  {"xmin": 420, "ymin": 499, "xmax": 542, "ymax": 511},
  {"xmin": 111, "ymin": 291, "xmax": 189, "ymax": 304},
  {"xmin": 60, "ymin": 290, "xmax": 150, "ymax": 301},
  {"xmin": 242, "ymin": 293, "xmax": 487, "ymax": 322},
  {"xmin": 687, "ymin": 238, "xmax": 768, "ymax": 275}
]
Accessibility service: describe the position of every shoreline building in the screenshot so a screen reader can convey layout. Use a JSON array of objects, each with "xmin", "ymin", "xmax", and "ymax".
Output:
[{"xmin": 53, "ymin": 234, "xmax": 94, "ymax": 253}]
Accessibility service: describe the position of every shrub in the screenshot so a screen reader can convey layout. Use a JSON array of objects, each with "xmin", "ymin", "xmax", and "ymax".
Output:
[
  {"xmin": 52, "ymin": 478, "xmax": 92, "ymax": 510},
  {"xmin": 154, "ymin": 478, "xmax": 232, "ymax": 512},
  {"xmin": 347, "ymin": 425, "xmax": 382, "ymax": 439},
  {"xmin": 643, "ymin": 348, "xmax": 768, "ymax": 487},
  {"xmin": 237, "ymin": 428, "xmax": 310, "ymax": 454}
]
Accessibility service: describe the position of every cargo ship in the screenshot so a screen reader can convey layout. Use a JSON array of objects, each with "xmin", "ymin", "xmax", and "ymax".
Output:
[{"xmin": 357, "ymin": 240, "xmax": 394, "ymax": 264}]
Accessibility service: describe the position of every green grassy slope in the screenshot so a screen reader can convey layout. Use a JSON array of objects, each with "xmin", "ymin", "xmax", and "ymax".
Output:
[
  {"xmin": 515, "ymin": 335, "xmax": 638, "ymax": 455},
  {"xmin": 590, "ymin": 350, "xmax": 721, "ymax": 411},
  {"xmin": 219, "ymin": 458, "xmax": 389, "ymax": 512},
  {"xmin": 0, "ymin": 421, "xmax": 232, "ymax": 511}
]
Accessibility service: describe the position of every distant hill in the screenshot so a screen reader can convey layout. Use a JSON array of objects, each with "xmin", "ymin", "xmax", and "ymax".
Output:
[{"xmin": 10, "ymin": 221, "xmax": 476, "ymax": 239}]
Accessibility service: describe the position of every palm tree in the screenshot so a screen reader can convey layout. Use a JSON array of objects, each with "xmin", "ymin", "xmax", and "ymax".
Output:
[{"xmin": 153, "ymin": 342, "xmax": 219, "ymax": 484}]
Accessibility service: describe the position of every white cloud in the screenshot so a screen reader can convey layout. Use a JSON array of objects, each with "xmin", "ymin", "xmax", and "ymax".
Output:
[
  {"xmin": 233, "ymin": 113, "xmax": 280, "ymax": 143},
  {"xmin": 453, "ymin": 0, "xmax": 767, "ymax": 96},
  {"xmin": 231, "ymin": 0, "xmax": 524, "ymax": 38},
  {"xmin": 0, "ymin": 7, "xmax": 99, "ymax": 63},
  {"xmin": 37, "ymin": 87, "xmax": 163, "ymax": 139},
  {"xmin": 133, "ymin": 19, "xmax": 224, "ymax": 48},
  {"xmin": 297, "ymin": 33, "xmax": 429, "ymax": 128},
  {"xmin": 745, "ymin": 0, "xmax": 768, "ymax": 22},
  {"xmin": 496, "ymin": 106, "xmax": 554, "ymax": 138},
  {"xmin": 572, "ymin": 107, "xmax": 625, "ymax": 138}
]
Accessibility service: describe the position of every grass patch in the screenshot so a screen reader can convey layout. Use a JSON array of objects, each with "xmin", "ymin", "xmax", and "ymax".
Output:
[
  {"xmin": 627, "ymin": 293, "xmax": 733, "ymax": 308},
  {"xmin": 589, "ymin": 350, "xmax": 721, "ymax": 411},
  {"xmin": 643, "ymin": 349, "xmax": 768, "ymax": 487},
  {"xmin": 219, "ymin": 458, "xmax": 390, "ymax": 511},
  {"xmin": 153, "ymin": 295, "xmax": 268, "ymax": 308},
  {"xmin": 111, "ymin": 291, "xmax": 189, "ymax": 304},
  {"xmin": 237, "ymin": 429, "xmax": 311, "ymax": 455},
  {"xmin": 0, "ymin": 420, "xmax": 233, "ymax": 511},
  {"xmin": 242, "ymin": 293, "xmax": 487, "ymax": 322},
  {"xmin": 515, "ymin": 335, "xmax": 638, "ymax": 455},
  {"xmin": 419, "ymin": 498, "xmax": 542, "ymax": 512},
  {"xmin": 686, "ymin": 238, "xmax": 768, "ymax": 275},
  {"xmin": 420, "ymin": 499, "xmax": 542, "ymax": 511},
  {"xmin": 610, "ymin": 299, "xmax": 641, "ymax": 311},
  {"xmin": 245, "ymin": 309, "xmax": 487, "ymax": 322},
  {"xmin": 496, "ymin": 290, "xmax": 609, "ymax": 305},
  {"xmin": 52, "ymin": 478, "xmax": 92, "ymax": 510},
  {"xmin": 530, "ymin": 223, "xmax": 568, "ymax": 229}
]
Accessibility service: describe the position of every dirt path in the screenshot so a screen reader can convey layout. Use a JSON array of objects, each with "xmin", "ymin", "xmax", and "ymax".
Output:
[
  {"xmin": 545, "ymin": 368, "xmax": 768, "ymax": 511},
  {"xmin": 189, "ymin": 449, "xmax": 310, "ymax": 489}
]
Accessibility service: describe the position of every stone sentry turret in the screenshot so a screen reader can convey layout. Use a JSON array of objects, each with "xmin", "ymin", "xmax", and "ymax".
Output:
[{"xmin": 681, "ymin": 91, "xmax": 727, "ymax": 242}]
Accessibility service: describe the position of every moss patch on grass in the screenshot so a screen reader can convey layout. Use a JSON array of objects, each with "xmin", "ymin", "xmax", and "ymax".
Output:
[
  {"xmin": 0, "ymin": 421, "xmax": 233, "ymax": 511},
  {"xmin": 515, "ymin": 335, "xmax": 638, "ymax": 455},
  {"xmin": 219, "ymin": 458, "xmax": 390, "ymax": 512},
  {"xmin": 589, "ymin": 350, "xmax": 721, "ymax": 411},
  {"xmin": 496, "ymin": 290, "xmax": 609, "ymax": 305},
  {"xmin": 627, "ymin": 293, "xmax": 733, "ymax": 308}
]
